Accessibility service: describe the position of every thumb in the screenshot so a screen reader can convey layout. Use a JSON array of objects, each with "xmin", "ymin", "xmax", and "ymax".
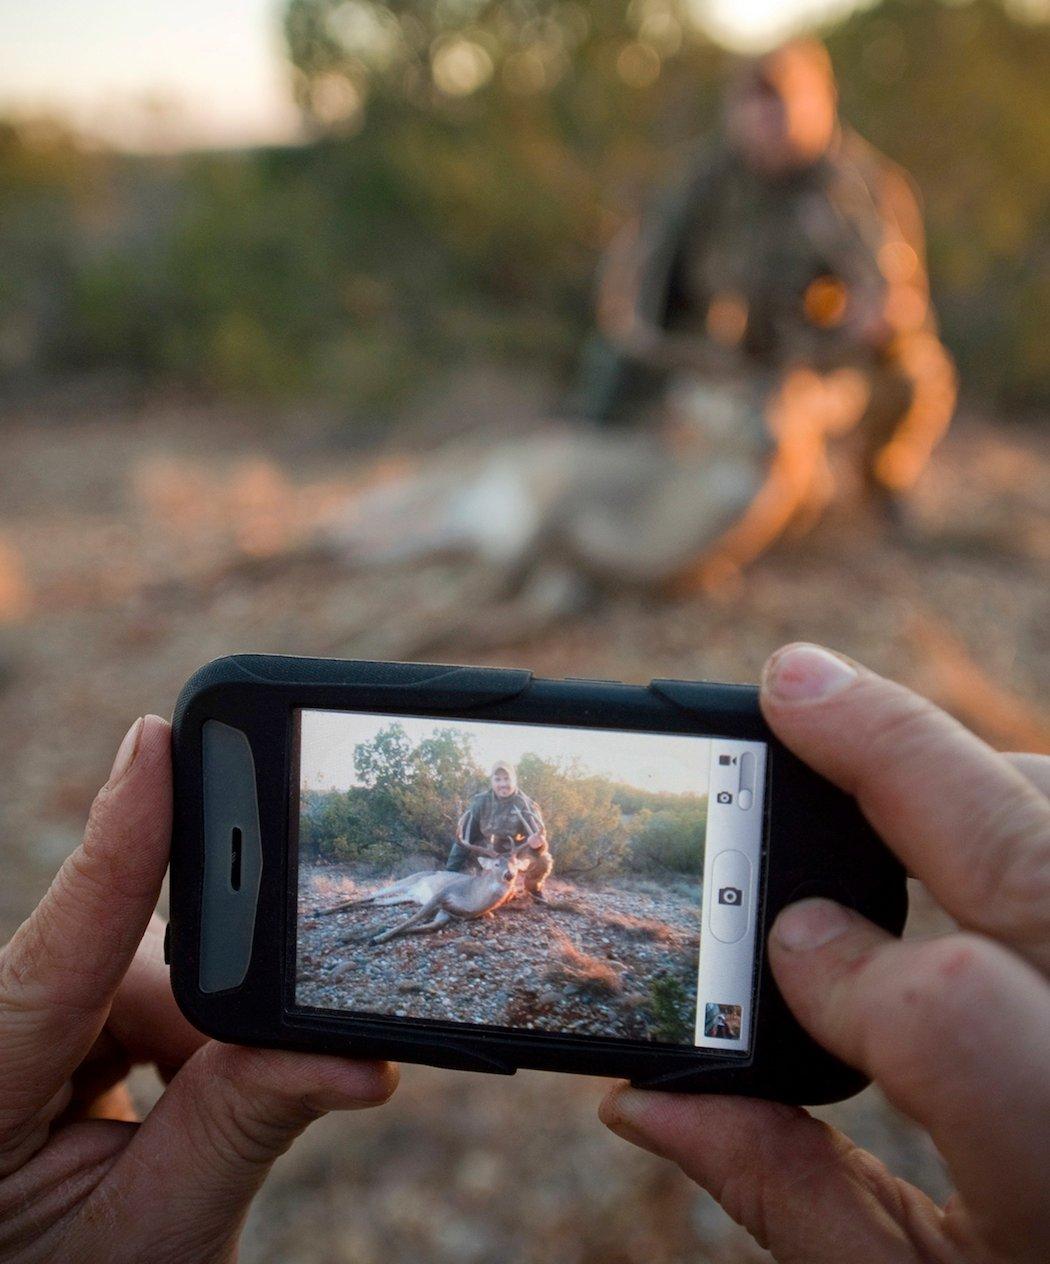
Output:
[
  {"xmin": 599, "ymin": 1087, "xmax": 946, "ymax": 1263},
  {"xmin": 99, "ymin": 1044, "xmax": 397, "ymax": 1262},
  {"xmin": 0, "ymin": 715, "xmax": 171, "ymax": 1169}
]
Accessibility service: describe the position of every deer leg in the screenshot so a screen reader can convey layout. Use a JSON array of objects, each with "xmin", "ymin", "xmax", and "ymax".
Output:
[
  {"xmin": 370, "ymin": 897, "xmax": 445, "ymax": 945},
  {"xmin": 316, "ymin": 875, "xmax": 418, "ymax": 916},
  {"xmin": 313, "ymin": 895, "xmax": 373, "ymax": 917},
  {"xmin": 393, "ymin": 910, "xmax": 452, "ymax": 936}
]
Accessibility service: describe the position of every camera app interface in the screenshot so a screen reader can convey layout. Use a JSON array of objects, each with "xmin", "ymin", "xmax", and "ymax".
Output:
[{"xmin": 293, "ymin": 710, "xmax": 766, "ymax": 1051}]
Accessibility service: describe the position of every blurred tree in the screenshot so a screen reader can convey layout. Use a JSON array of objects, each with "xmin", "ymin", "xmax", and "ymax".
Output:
[
  {"xmin": 1, "ymin": 1, "xmax": 1045, "ymax": 407},
  {"xmin": 401, "ymin": 729, "xmax": 486, "ymax": 859},
  {"xmin": 299, "ymin": 786, "xmax": 357, "ymax": 861},
  {"xmin": 305, "ymin": 724, "xmax": 486, "ymax": 863},
  {"xmin": 282, "ymin": 0, "xmax": 726, "ymax": 323},
  {"xmin": 826, "ymin": 0, "xmax": 1050, "ymax": 406},
  {"xmin": 282, "ymin": 0, "xmax": 1049, "ymax": 406}
]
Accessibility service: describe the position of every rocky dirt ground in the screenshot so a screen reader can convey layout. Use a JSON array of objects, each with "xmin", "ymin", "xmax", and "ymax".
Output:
[
  {"xmin": 297, "ymin": 869, "xmax": 700, "ymax": 1042},
  {"xmin": 1, "ymin": 370, "xmax": 1047, "ymax": 1263}
]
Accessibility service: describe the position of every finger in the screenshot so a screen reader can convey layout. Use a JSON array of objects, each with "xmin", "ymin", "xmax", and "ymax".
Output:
[
  {"xmin": 0, "ymin": 716, "xmax": 172, "ymax": 1156},
  {"xmin": 760, "ymin": 644, "xmax": 1050, "ymax": 969},
  {"xmin": 105, "ymin": 915, "xmax": 207, "ymax": 1075},
  {"xmin": 67, "ymin": 915, "xmax": 208, "ymax": 1113},
  {"xmin": 599, "ymin": 1088, "xmax": 949, "ymax": 1263},
  {"xmin": 1006, "ymin": 752, "xmax": 1050, "ymax": 799},
  {"xmin": 106, "ymin": 1045, "xmax": 397, "ymax": 1258},
  {"xmin": 771, "ymin": 898, "xmax": 1050, "ymax": 1256}
]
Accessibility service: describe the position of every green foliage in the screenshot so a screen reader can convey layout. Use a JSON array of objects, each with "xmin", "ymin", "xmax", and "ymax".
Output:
[
  {"xmin": 647, "ymin": 972, "xmax": 693, "ymax": 1044},
  {"xmin": 515, "ymin": 752, "xmax": 628, "ymax": 875},
  {"xmin": 627, "ymin": 800, "xmax": 707, "ymax": 875},
  {"xmin": 303, "ymin": 723, "xmax": 485, "ymax": 865},
  {"xmin": 826, "ymin": 0, "xmax": 1050, "ymax": 406},
  {"xmin": 298, "ymin": 723, "xmax": 707, "ymax": 874},
  {"xmin": 0, "ymin": 0, "xmax": 1046, "ymax": 405}
]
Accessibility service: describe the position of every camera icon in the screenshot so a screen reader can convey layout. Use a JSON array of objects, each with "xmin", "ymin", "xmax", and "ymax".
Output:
[
  {"xmin": 716, "ymin": 790, "xmax": 733, "ymax": 805},
  {"xmin": 717, "ymin": 885, "xmax": 743, "ymax": 906}
]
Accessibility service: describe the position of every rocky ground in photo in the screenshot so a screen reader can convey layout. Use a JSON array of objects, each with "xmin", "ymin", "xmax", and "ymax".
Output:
[{"xmin": 297, "ymin": 868, "xmax": 701, "ymax": 1043}]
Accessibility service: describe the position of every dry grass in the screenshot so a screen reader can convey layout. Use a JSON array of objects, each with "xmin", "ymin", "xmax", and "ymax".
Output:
[
  {"xmin": 593, "ymin": 908, "xmax": 690, "ymax": 946},
  {"xmin": 306, "ymin": 873, "xmax": 360, "ymax": 908},
  {"xmin": 543, "ymin": 929, "xmax": 625, "ymax": 996}
]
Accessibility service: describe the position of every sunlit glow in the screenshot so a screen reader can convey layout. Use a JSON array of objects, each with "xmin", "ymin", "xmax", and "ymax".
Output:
[
  {"xmin": 431, "ymin": 35, "xmax": 495, "ymax": 96},
  {"xmin": 616, "ymin": 41, "xmax": 663, "ymax": 89},
  {"xmin": 328, "ymin": 0, "xmax": 404, "ymax": 68},
  {"xmin": 689, "ymin": 0, "xmax": 870, "ymax": 51},
  {"xmin": 0, "ymin": 0, "xmax": 302, "ymax": 151},
  {"xmin": 310, "ymin": 72, "xmax": 365, "ymax": 128},
  {"xmin": 0, "ymin": 0, "xmax": 932, "ymax": 150},
  {"xmin": 706, "ymin": 292, "xmax": 749, "ymax": 346},
  {"xmin": 631, "ymin": 0, "xmax": 685, "ymax": 55},
  {"xmin": 879, "ymin": 240, "xmax": 920, "ymax": 283}
]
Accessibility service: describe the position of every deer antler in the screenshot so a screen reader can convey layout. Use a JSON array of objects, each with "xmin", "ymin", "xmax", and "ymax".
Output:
[{"xmin": 456, "ymin": 837, "xmax": 500, "ymax": 859}]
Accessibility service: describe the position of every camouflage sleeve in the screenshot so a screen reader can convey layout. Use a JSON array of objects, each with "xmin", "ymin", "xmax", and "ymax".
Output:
[{"xmin": 596, "ymin": 146, "xmax": 722, "ymax": 353}]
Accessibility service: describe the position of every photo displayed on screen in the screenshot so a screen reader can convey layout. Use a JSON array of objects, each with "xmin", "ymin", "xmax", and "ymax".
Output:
[{"xmin": 294, "ymin": 710, "xmax": 766, "ymax": 1050}]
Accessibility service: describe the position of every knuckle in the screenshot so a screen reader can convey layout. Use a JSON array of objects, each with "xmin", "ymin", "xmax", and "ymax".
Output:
[
  {"xmin": 898, "ymin": 934, "xmax": 998, "ymax": 1019},
  {"xmin": 842, "ymin": 1147, "xmax": 946, "ymax": 1261},
  {"xmin": 201, "ymin": 1047, "xmax": 318, "ymax": 1171},
  {"xmin": 961, "ymin": 794, "xmax": 1050, "ymax": 944},
  {"xmin": 865, "ymin": 934, "xmax": 1001, "ymax": 1093},
  {"xmin": 858, "ymin": 690, "xmax": 942, "ymax": 789}
]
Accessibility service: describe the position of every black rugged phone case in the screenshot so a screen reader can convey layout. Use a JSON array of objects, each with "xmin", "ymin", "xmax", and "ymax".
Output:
[{"xmin": 169, "ymin": 654, "xmax": 907, "ymax": 1104}]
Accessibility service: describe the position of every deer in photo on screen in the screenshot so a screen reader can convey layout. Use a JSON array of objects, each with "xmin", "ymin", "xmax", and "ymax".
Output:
[{"xmin": 315, "ymin": 836, "xmax": 536, "ymax": 945}]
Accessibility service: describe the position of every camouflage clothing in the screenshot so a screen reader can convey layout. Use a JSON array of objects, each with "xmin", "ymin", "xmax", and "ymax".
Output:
[
  {"xmin": 444, "ymin": 788, "xmax": 552, "ymax": 893},
  {"xmin": 585, "ymin": 130, "xmax": 956, "ymax": 501}
]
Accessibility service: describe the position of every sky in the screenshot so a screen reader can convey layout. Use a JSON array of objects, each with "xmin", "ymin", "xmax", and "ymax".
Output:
[
  {"xmin": 299, "ymin": 709, "xmax": 712, "ymax": 799},
  {"xmin": 0, "ymin": 0, "xmax": 861, "ymax": 151}
]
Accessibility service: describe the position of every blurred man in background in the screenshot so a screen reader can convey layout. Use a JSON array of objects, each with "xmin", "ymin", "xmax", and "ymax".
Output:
[{"xmin": 583, "ymin": 39, "xmax": 957, "ymax": 556}]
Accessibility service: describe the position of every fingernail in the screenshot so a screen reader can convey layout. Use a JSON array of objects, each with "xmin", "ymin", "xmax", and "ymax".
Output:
[
  {"xmin": 107, "ymin": 717, "xmax": 144, "ymax": 787},
  {"xmin": 763, "ymin": 644, "xmax": 857, "ymax": 704},
  {"xmin": 773, "ymin": 898, "xmax": 854, "ymax": 951}
]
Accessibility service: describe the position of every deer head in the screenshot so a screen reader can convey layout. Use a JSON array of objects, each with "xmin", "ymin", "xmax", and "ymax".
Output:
[{"xmin": 476, "ymin": 851, "xmax": 529, "ymax": 884}]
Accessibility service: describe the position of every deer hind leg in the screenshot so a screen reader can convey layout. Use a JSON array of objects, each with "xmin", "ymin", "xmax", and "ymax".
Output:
[
  {"xmin": 372, "ymin": 891, "xmax": 418, "ymax": 906},
  {"xmin": 394, "ymin": 910, "xmax": 452, "ymax": 936},
  {"xmin": 370, "ymin": 897, "xmax": 446, "ymax": 945},
  {"xmin": 317, "ymin": 876, "xmax": 419, "ymax": 916},
  {"xmin": 313, "ymin": 895, "xmax": 374, "ymax": 917}
]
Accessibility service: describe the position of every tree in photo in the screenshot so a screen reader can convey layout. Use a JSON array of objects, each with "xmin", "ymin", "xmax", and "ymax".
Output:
[{"xmin": 514, "ymin": 752, "xmax": 627, "ymax": 875}]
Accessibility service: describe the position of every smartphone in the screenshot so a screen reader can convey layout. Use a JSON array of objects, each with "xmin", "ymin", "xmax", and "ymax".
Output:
[{"xmin": 167, "ymin": 654, "xmax": 906, "ymax": 1103}]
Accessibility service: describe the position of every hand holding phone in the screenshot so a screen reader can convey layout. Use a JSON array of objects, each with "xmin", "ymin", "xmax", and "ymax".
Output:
[
  {"xmin": 0, "ymin": 715, "xmax": 395, "ymax": 1264},
  {"xmin": 603, "ymin": 644, "xmax": 1050, "ymax": 1264},
  {"xmin": 168, "ymin": 649, "xmax": 907, "ymax": 1101}
]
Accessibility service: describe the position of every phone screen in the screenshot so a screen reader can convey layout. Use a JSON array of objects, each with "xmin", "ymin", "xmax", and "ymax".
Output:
[{"xmin": 291, "ymin": 709, "xmax": 767, "ymax": 1051}]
